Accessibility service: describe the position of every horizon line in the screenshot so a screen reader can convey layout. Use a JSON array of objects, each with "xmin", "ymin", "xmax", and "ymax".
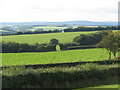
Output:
[{"xmin": 0, "ymin": 20, "xmax": 118, "ymax": 23}]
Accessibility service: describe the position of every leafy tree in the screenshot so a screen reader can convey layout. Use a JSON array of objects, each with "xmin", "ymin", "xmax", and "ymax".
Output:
[
  {"xmin": 49, "ymin": 38, "xmax": 59, "ymax": 45},
  {"xmin": 56, "ymin": 45, "xmax": 61, "ymax": 51},
  {"xmin": 73, "ymin": 31, "xmax": 108, "ymax": 45},
  {"xmin": 97, "ymin": 31, "xmax": 120, "ymax": 59},
  {"xmin": 73, "ymin": 34, "xmax": 91, "ymax": 45}
]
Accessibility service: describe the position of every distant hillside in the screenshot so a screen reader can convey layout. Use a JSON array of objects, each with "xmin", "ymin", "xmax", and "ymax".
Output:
[{"xmin": 0, "ymin": 21, "xmax": 117, "ymax": 26}]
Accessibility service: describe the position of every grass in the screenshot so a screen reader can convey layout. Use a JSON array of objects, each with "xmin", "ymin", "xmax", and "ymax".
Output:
[
  {"xmin": 1, "ymin": 31, "xmax": 97, "ymax": 44},
  {"xmin": 2, "ymin": 63, "xmax": 119, "ymax": 88},
  {"xmin": 74, "ymin": 83, "xmax": 119, "ymax": 89},
  {"xmin": 2, "ymin": 48, "xmax": 112, "ymax": 66},
  {"xmin": 91, "ymin": 84, "xmax": 119, "ymax": 88},
  {"xmin": 0, "ymin": 30, "xmax": 8, "ymax": 32},
  {"xmin": 32, "ymin": 26, "xmax": 68, "ymax": 29},
  {"xmin": 28, "ymin": 26, "xmax": 68, "ymax": 31}
]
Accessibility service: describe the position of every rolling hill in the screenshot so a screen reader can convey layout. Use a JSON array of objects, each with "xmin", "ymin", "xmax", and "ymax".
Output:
[{"xmin": 0, "ymin": 21, "xmax": 117, "ymax": 26}]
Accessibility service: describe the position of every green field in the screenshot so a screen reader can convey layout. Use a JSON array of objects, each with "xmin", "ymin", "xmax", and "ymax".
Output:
[
  {"xmin": 2, "ymin": 31, "xmax": 97, "ymax": 44},
  {"xmin": 74, "ymin": 84, "xmax": 119, "ymax": 89},
  {"xmin": 0, "ymin": 30, "xmax": 8, "ymax": 32},
  {"xmin": 91, "ymin": 84, "xmax": 119, "ymax": 88},
  {"xmin": 32, "ymin": 26, "xmax": 68, "ymax": 29},
  {"xmin": 27, "ymin": 26, "xmax": 68, "ymax": 31},
  {"xmin": 2, "ymin": 48, "xmax": 111, "ymax": 66}
]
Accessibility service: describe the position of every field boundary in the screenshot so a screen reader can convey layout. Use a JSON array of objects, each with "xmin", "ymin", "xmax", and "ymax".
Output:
[{"xmin": 1, "ymin": 60, "xmax": 120, "ymax": 69}]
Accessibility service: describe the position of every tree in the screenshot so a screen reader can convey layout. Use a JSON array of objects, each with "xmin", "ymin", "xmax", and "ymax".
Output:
[
  {"xmin": 49, "ymin": 38, "xmax": 59, "ymax": 45},
  {"xmin": 56, "ymin": 45, "xmax": 61, "ymax": 51},
  {"xmin": 97, "ymin": 31, "xmax": 120, "ymax": 59},
  {"xmin": 73, "ymin": 34, "xmax": 91, "ymax": 45},
  {"xmin": 73, "ymin": 31, "xmax": 108, "ymax": 45}
]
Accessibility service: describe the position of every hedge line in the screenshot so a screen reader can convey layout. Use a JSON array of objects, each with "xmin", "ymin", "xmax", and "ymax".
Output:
[
  {"xmin": 1, "ymin": 41, "xmax": 82, "ymax": 53},
  {"xmin": 2, "ymin": 41, "xmax": 56, "ymax": 53},
  {"xmin": 2, "ymin": 63, "xmax": 120, "ymax": 88}
]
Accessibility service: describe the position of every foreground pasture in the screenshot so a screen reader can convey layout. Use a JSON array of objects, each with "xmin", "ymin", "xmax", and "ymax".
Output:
[
  {"xmin": 2, "ymin": 48, "xmax": 111, "ymax": 66},
  {"xmin": 2, "ymin": 31, "xmax": 97, "ymax": 44}
]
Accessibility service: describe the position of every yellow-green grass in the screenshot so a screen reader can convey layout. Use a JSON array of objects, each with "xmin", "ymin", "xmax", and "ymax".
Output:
[
  {"xmin": 1, "ymin": 31, "xmax": 97, "ymax": 44},
  {"xmin": 74, "ymin": 85, "xmax": 119, "ymax": 90},
  {"xmin": 27, "ymin": 29, "xmax": 36, "ymax": 31},
  {"xmin": 32, "ymin": 26, "xmax": 68, "ymax": 29},
  {"xmin": 0, "ymin": 30, "xmax": 8, "ymax": 32},
  {"xmin": 2, "ymin": 48, "xmax": 112, "ymax": 66},
  {"xmin": 90, "ymin": 84, "xmax": 119, "ymax": 88},
  {"xmin": 112, "ymin": 30, "xmax": 119, "ymax": 32}
]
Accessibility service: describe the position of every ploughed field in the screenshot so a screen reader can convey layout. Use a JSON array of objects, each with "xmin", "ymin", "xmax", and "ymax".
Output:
[
  {"xmin": 2, "ymin": 48, "xmax": 111, "ymax": 66},
  {"xmin": 2, "ymin": 31, "xmax": 97, "ymax": 44}
]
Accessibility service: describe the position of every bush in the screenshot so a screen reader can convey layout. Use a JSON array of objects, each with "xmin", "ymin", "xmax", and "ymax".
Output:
[
  {"xmin": 36, "ymin": 45, "xmax": 46, "ymax": 52},
  {"xmin": 46, "ymin": 44, "xmax": 56, "ymax": 51},
  {"xmin": 59, "ymin": 42, "xmax": 79, "ymax": 50}
]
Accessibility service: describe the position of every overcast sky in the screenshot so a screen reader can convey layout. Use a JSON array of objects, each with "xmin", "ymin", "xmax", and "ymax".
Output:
[{"xmin": 0, "ymin": 0, "xmax": 119, "ymax": 22}]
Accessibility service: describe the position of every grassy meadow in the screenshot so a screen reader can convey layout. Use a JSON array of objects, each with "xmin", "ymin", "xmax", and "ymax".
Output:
[
  {"xmin": 32, "ymin": 26, "xmax": 68, "ymax": 29},
  {"xmin": 2, "ymin": 48, "xmax": 112, "ymax": 66},
  {"xmin": 2, "ymin": 31, "xmax": 97, "ymax": 44}
]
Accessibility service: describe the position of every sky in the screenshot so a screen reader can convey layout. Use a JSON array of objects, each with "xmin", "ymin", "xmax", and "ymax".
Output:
[{"xmin": 0, "ymin": 0, "xmax": 119, "ymax": 22}]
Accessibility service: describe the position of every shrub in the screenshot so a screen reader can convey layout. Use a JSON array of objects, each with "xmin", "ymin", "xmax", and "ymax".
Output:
[{"xmin": 59, "ymin": 42, "xmax": 79, "ymax": 50}]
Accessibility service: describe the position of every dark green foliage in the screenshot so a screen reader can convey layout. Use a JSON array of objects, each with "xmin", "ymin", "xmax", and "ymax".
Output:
[
  {"xmin": 45, "ymin": 44, "xmax": 56, "ymax": 51},
  {"xmin": 97, "ymin": 31, "xmax": 120, "ymax": 58},
  {"xmin": 74, "ymin": 26, "xmax": 118, "ymax": 31},
  {"xmin": 2, "ymin": 41, "xmax": 56, "ymax": 53},
  {"xmin": 2, "ymin": 64, "xmax": 120, "ymax": 88},
  {"xmin": 49, "ymin": 38, "xmax": 59, "ymax": 45},
  {"xmin": 67, "ymin": 45, "xmax": 97, "ymax": 50},
  {"xmin": 36, "ymin": 45, "xmax": 46, "ymax": 52},
  {"xmin": 15, "ymin": 31, "xmax": 24, "ymax": 35},
  {"xmin": 73, "ymin": 31, "xmax": 108, "ymax": 45},
  {"xmin": 59, "ymin": 42, "xmax": 79, "ymax": 50},
  {"xmin": 64, "ymin": 29, "xmax": 74, "ymax": 32}
]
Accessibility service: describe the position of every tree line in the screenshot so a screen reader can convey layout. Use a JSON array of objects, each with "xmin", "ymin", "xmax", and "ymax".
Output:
[
  {"xmin": 2, "ymin": 42, "xmax": 56, "ymax": 53},
  {"xmin": 1, "ymin": 40, "xmax": 80, "ymax": 53},
  {"xmin": 1, "ymin": 26, "xmax": 119, "ymax": 36},
  {"xmin": 73, "ymin": 31, "xmax": 109, "ymax": 45}
]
